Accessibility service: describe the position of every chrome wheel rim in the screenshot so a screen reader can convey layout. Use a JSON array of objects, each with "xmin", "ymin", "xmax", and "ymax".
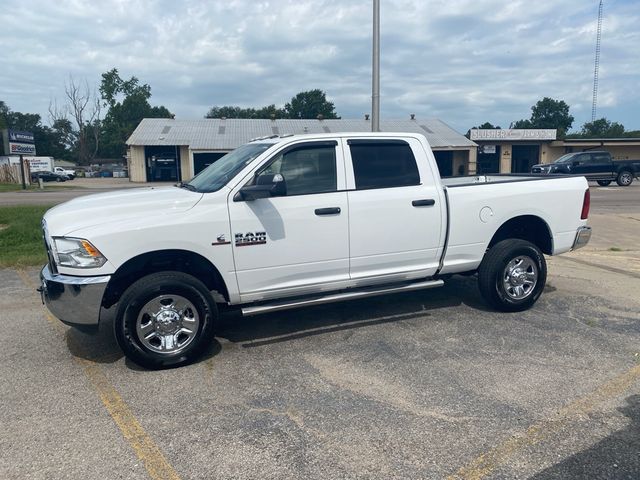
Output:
[
  {"xmin": 136, "ymin": 294, "xmax": 200, "ymax": 355},
  {"xmin": 503, "ymin": 256, "xmax": 538, "ymax": 300},
  {"xmin": 620, "ymin": 173, "xmax": 632, "ymax": 185}
]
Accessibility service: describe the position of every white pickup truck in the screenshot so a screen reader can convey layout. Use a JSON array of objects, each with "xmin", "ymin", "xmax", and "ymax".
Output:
[
  {"xmin": 53, "ymin": 166, "xmax": 76, "ymax": 179},
  {"xmin": 39, "ymin": 132, "xmax": 591, "ymax": 368}
]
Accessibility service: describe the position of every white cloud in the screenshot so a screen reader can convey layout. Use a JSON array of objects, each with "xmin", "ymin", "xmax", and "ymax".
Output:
[{"xmin": 0, "ymin": 0, "xmax": 638, "ymax": 133}]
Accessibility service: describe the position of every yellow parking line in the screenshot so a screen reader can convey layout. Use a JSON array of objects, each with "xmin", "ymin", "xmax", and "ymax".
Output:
[
  {"xmin": 447, "ymin": 364, "xmax": 640, "ymax": 480},
  {"xmin": 75, "ymin": 353, "xmax": 182, "ymax": 480},
  {"xmin": 16, "ymin": 269, "xmax": 182, "ymax": 480}
]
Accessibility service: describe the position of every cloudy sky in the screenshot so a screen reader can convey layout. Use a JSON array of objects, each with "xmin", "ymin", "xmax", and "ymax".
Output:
[{"xmin": 1, "ymin": 0, "xmax": 638, "ymax": 133}]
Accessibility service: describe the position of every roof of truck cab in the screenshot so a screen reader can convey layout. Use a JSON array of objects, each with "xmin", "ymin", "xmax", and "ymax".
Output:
[{"xmin": 127, "ymin": 118, "xmax": 476, "ymax": 150}]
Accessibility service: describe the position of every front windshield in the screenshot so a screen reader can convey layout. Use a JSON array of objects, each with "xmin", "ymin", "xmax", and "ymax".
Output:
[
  {"xmin": 554, "ymin": 153, "xmax": 577, "ymax": 164},
  {"xmin": 187, "ymin": 143, "xmax": 273, "ymax": 193}
]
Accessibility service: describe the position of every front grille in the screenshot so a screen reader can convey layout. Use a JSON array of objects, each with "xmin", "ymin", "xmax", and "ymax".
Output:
[{"xmin": 531, "ymin": 167, "xmax": 542, "ymax": 173}]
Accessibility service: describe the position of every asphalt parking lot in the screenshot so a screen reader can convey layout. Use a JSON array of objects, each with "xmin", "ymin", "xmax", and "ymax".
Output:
[{"xmin": 1, "ymin": 182, "xmax": 639, "ymax": 479}]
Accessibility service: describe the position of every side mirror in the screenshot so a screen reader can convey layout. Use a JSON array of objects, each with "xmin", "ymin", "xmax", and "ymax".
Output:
[
  {"xmin": 572, "ymin": 160, "xmax": 580, "ymax": 166},
  {"xmin": 234, "ymin": 173, "xmax": 287, "ymax": 201}
]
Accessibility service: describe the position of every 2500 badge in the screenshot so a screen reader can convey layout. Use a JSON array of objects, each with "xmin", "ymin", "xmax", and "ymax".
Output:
[{"xmin": 235, "ymin": 231, "xmax": 267, "ymax": 247}]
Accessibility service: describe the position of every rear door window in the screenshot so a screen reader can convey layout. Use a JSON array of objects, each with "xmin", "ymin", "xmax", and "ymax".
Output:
[
  {"xmin": 591, "ymin": 152, "xmax": 610, "ymax": 163},
  {"xmin": 348, "ymin": 140, "xmax": 421, "ymax": 190}
]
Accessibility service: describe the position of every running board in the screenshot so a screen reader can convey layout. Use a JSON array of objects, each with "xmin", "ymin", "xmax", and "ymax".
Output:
[{"xmin": 241, "ymin": 279, "xmax": 444, "ymax": 316}]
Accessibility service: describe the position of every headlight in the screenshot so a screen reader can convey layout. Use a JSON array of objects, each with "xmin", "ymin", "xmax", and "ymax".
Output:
[{"xmin": 52, "ymin": 237, "xmax": 107, "ymax": 268}]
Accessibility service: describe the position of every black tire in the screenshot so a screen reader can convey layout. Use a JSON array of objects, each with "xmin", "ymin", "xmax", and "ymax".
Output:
[
  {"xmin": 597, "ymin": 180, "xmax": 611, "ymax": 186},
  {"xmin": 616, "ymin": 170, "xmax": 633, "ymax": 187},
  {"xmin": 114, "ymin": 271, "xmax": 217, "ymax": 369},
  {"xmin": 56, "ymin": 177, "xmax": 63, "ymax": 182},
  {"xmin": 478, "ymin": 239, "xmax": 547, "ymax": 312}
]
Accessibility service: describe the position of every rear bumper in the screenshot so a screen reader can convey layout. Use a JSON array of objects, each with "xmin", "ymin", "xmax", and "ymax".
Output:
[
  {"xmin": 39, "ymin": 265, "xmax": 110, "ymax": 327},
  {"xmin": 572, "ymin": 226, "xmax": 592, "ymax": 251}
]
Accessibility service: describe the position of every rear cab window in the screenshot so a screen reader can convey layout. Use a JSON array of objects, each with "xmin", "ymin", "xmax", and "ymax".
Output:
[
  {"xmin": 591, "ymin": 152, "xmax": 610, "ymax": 163},
  {"xmin": 346, "ymin": 139, "xmax": 422, "ymax": 190}
]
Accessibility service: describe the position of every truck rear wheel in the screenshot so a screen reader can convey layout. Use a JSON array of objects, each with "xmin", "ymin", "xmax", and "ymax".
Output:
[
  {"xmin": 596, "ymin": 180, "xmax": 611, "ymax": 186},
  {"xmin": 616, "ymin": 170, "xmax": 633, "ymax": 187},
  {"xmin": 478, "ymin": 239, "xmax": 547, "ymax": 312},
  {"xmin": 114, "ymin": 271, "xmax": 217, "ymax": 369}
]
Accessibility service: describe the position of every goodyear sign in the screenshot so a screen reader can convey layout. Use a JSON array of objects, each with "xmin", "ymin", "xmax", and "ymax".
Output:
[{"xmin": 3, "ymin": 129, "xmax": 37, "ymax": 155}]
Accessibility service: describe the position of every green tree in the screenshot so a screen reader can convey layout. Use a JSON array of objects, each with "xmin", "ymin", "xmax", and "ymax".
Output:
[
  {"xmin": 205, "ymin": 104, "xmax": 286, "ymax": 119},
  {"xmin": 512, "ymin": 119, "xmax": 533, "ymax": 129},
  {"xmin": 206, "ymin": 106, "xmax": 252, "ymax": 118},
  {"xmin": 0, "ymin": 101, "xmax": 9, "ymax": 130},
  {"xmin": 513, "ymin": 97, "xmax": 574, "ymax": 138},
  {"xmin": 0, "ymin": 101, "xmax": 74, "ymax": 160},
  {"xmin": 99, "ymin": 68, "xmax": 172, "ymax": 158},
  {"xmin": 205, "ymin": 90, "xmax": 339, "ymax": 120},
  {"xmin": 284, "ymin": 89, "xmax": 339, "ymax": 119},
  {"xmin": 579, "ymin": 118, "xmax": 625, "ymax": 138}
]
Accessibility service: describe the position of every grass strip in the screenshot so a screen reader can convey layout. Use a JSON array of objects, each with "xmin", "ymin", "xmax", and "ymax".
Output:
[
  {"xmin": 0, "ymin": 182, "xmax": 81, "ymax": 192},
  {"xmin": 0, "ymin": 205, "xmax": 52, "ymax": 267}
]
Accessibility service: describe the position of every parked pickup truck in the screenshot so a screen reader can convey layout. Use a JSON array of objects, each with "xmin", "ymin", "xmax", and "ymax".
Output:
[
  {"xmin": 39, "ymin": 133, "xmax": 592, "ymax": 368},
  {"xmin": 54, "ymin": 166, "xmax": 76, "ymax": 179},
  {"xmin": 531, "ymin": 150, "xmax": 640, "ymax": 186}
]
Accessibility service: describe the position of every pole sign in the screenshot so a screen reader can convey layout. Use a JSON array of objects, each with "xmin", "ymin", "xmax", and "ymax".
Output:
[
  {"xmin": 3, "ymin": 129, "xmax": 37, "ymax": 155},
  {"xmin": 470, "ymin": 129, "xmax": 556, "ymax": 141}
]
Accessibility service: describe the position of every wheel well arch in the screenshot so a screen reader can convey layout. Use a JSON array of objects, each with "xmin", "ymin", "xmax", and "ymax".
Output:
[
  {"xmin": 488, "ymin": 215, "xmax": 553, "ymax": 255},
  {"xmin": 102, "ymin": 249, "xmax": 229, "ymax": 309}
]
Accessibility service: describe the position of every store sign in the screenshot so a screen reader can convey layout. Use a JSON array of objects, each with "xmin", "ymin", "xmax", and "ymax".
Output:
[
  {"xmin": 27, "ymin": 158, "xmax": 52, "ymax": 172},
  {"xmin": 470, "ymin": 129, "xmax": 556, "ymax": 141},
  {"xmin": 10, "ymin": 143, "xmax": 37, "ymax": 155},
  {"xmin": 8, "ymin": 130, "xmax": 35, "ymax": 144},
  {"xmin": 482, "ymin": 145, "xmax": 496, "ymax": 154},
  {"xmin": 3, "ymin": 129, "xmax": 37, "ymax": 155}
]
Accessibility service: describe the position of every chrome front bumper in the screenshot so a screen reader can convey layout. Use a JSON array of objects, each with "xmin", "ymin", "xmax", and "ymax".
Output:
[
  {"xmin": 39, "ymin": 265, "xmax": 111, "ymax": 327},
  {"xmin": 572, "ymin": 226, "xmax": 592, "ymax": 251}
]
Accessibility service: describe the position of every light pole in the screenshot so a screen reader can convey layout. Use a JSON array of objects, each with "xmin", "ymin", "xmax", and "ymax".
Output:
[{"xmin": 371, "ymin": 0, "xmax": 380, "ymax": 132}]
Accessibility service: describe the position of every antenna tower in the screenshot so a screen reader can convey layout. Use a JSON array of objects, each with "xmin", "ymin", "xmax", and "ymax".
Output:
[{"xmin": 591, "ymin": 0, "xmax": 603, "ymax": 122}]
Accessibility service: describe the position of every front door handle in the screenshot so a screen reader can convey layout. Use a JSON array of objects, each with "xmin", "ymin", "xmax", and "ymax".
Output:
[
  {"xmin": 315, "ymin": 207, "xmax": 341, "ymax": 216},
  {"xmin": 412, "ymin": 199, "xmax": 435, "ymax": 207}
]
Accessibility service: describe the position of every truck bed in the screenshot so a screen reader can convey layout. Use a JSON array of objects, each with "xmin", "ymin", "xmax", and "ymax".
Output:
[{"xmin": 439, "ymin": 174, "xmax": 588, "ymax": 275}]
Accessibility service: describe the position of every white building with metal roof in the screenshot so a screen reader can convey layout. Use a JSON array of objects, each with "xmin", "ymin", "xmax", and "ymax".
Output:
[{"xmin": 126, "ymin": 117, "xmax": 477, "ymax": 182}]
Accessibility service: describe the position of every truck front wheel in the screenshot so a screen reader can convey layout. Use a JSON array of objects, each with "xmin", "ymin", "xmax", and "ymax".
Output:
[
  {"xmin": 114, "ymin": 271, "xmax": 217, "ymax": 369},
  {"xmin": 478, "ymin": 239, "xmax": 547, "ymax": 312}
]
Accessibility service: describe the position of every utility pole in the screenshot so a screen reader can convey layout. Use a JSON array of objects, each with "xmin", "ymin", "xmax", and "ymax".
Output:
[
  {"xmin": 591, "ymin": 0, "xmax": 603, "ymax": 122},
  {"xmin": 19, "ymin": 154, "xmax": 26, "ymax": 190},
  {"xmin": 371, "ymin": 0, "xmax": 380, "ymax": 132}
]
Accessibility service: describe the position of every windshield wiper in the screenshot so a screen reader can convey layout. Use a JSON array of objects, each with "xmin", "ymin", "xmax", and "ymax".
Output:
[{"xmin": 176, "ymin": 182, "xmax": 198, "ymax": 192}]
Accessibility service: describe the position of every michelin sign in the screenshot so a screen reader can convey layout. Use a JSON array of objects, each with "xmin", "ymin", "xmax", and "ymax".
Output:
[{"xmin": 3, "ymin": 129, "xmax": 37, "ymax": 155}]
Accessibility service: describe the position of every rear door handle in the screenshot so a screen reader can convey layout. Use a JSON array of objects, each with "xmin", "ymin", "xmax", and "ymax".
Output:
[
  {"xmin": 412, "ymin": 199, "xmax": 435, "ymax": 207},
  {"xmin": 315, "ymin": 207, "xmax": 341, "ymax": 216}
]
